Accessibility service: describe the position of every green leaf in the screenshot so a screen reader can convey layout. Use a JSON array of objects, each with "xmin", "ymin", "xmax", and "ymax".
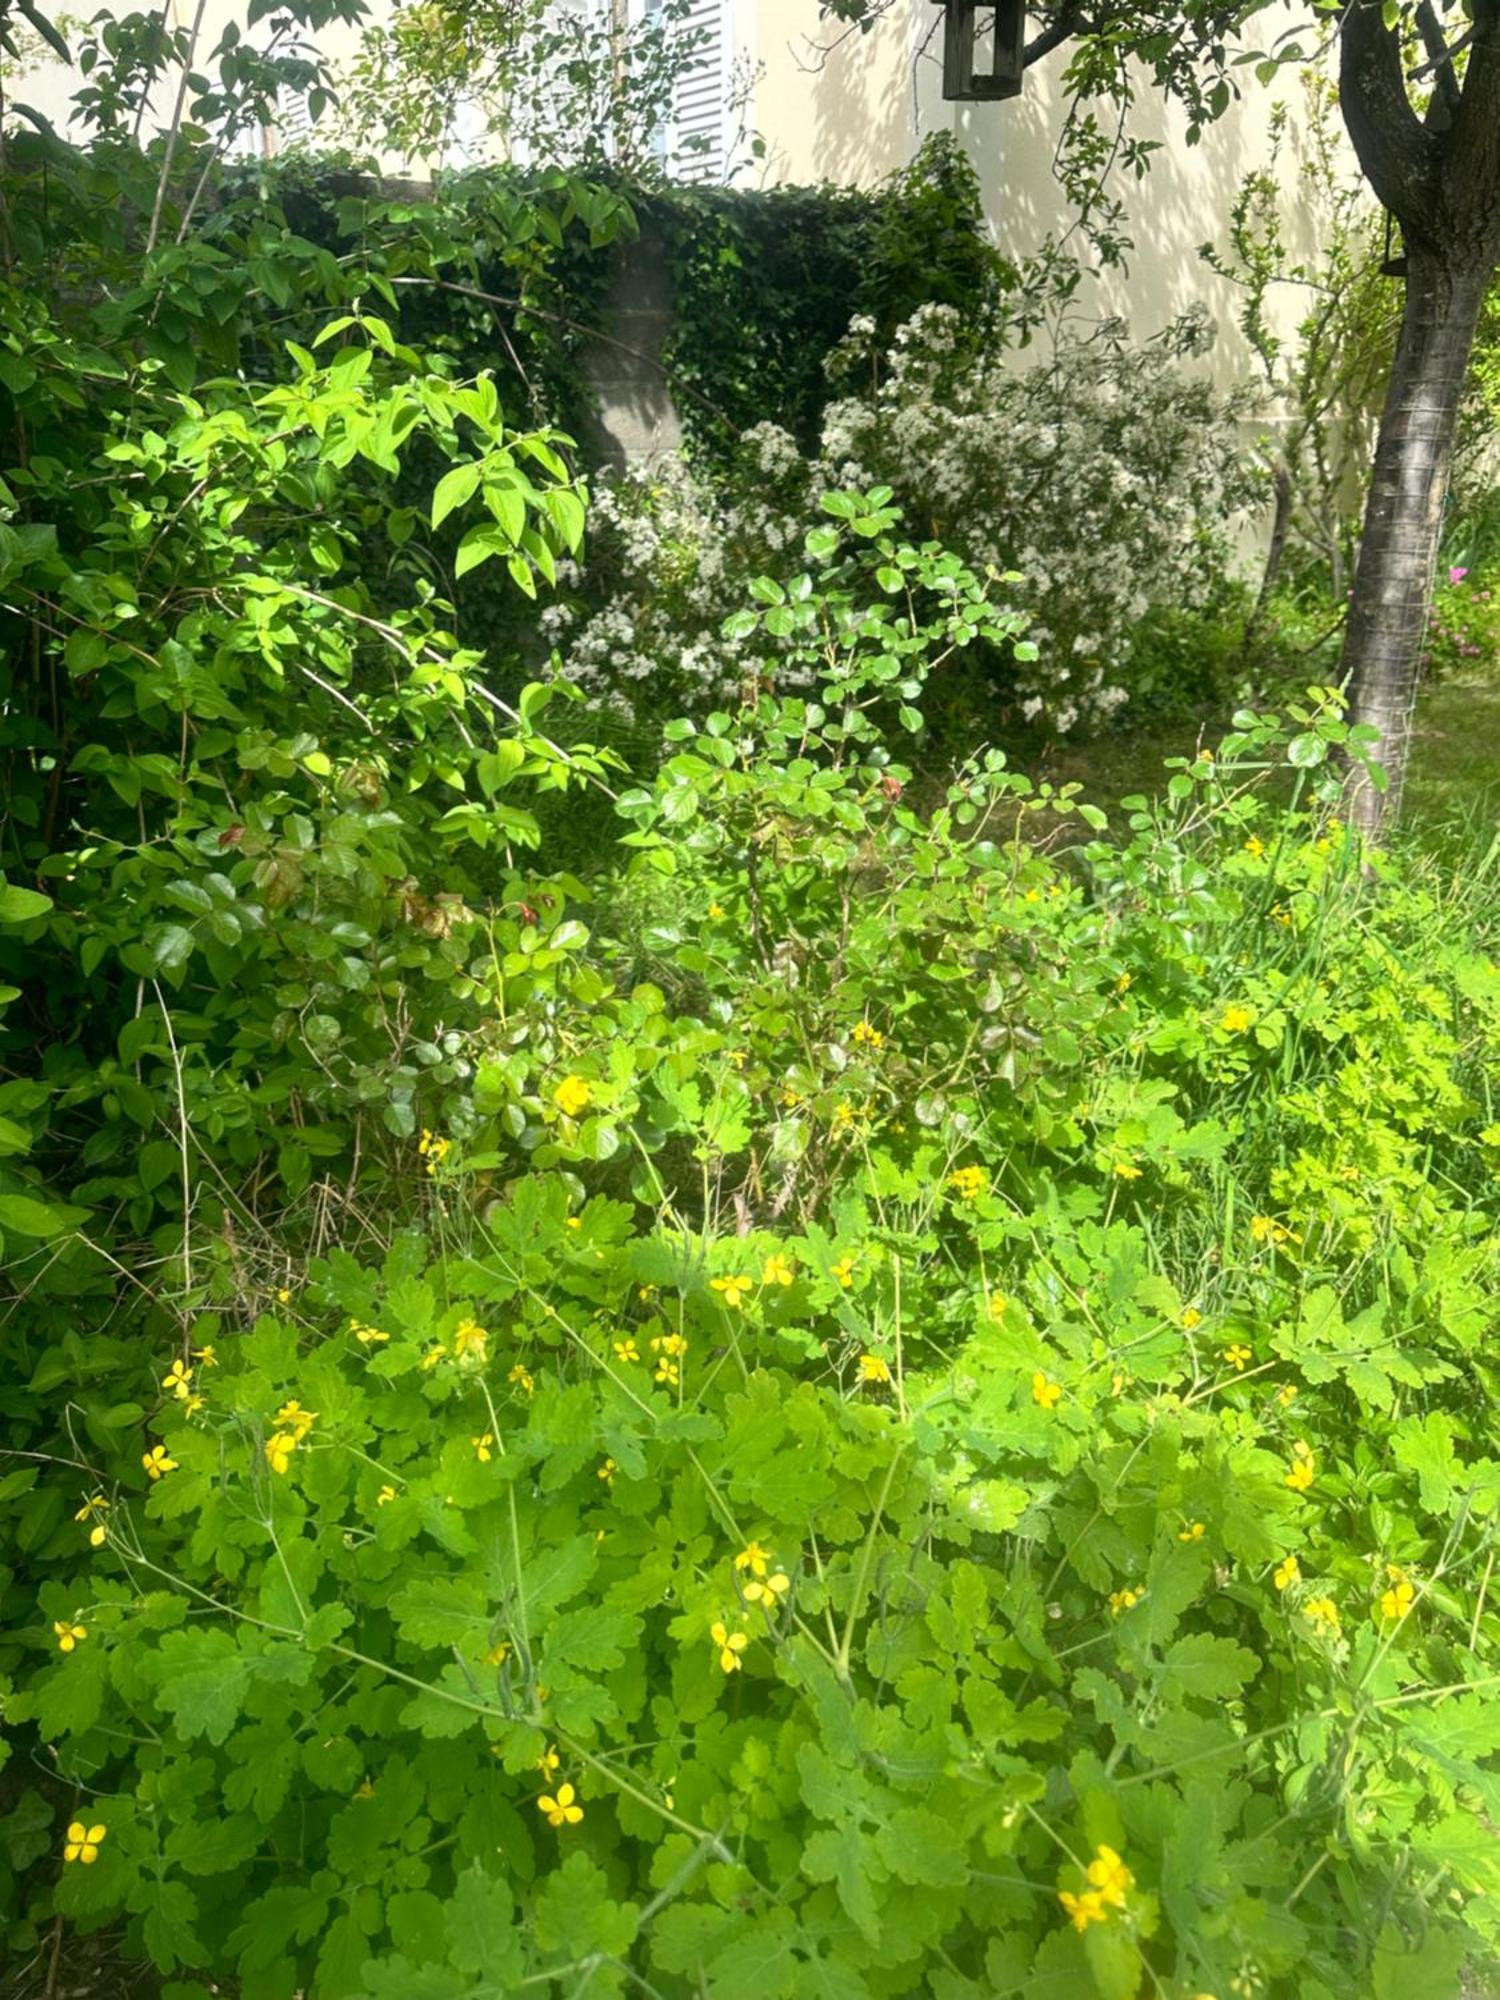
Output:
[
  {"xmin": 431, "ymin": 461, "xmax": 482, "ymax": 530},
  {"xmin": 0, "ymin": 1192, "xmax": 76, "ymax": 1237},
  {"xmin": 0, "ymin": 884, "xmax": 53, "ymax": 923}
]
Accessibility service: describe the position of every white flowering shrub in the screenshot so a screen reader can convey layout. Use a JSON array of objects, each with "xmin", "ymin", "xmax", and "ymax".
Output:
[{"xmin": 552, "ymin": 305, "xmax": 1264, "ymax": 730}]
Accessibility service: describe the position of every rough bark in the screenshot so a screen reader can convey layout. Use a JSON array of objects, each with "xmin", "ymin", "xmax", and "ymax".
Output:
[
  {"xmin": 1335, "ymin": 1, "xmax": 1500, "ymax": 835},
  {"xmin": 1339, "ymin": 250, "xmax": 1490, "ymax": 828}
]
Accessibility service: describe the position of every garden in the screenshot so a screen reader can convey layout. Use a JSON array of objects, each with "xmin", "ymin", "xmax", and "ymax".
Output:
[{"xmin": 0, "ymin": 3, "xmax": 1499, "ymax": 1998}]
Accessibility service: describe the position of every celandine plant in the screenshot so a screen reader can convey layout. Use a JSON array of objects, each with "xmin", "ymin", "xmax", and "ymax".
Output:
[{"xmin": 4, "ymin": 497, "xmax": 1499, "ymax": 1997}]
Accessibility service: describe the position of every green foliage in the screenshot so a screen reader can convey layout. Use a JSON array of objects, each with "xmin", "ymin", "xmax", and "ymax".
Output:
[{"xmin": 4, "ymin": 501, "xmax": 1500, "ymax": 1990}]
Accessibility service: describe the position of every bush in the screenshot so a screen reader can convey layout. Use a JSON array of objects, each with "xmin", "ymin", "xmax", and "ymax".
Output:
[
  {"xmin": 552, "ymin": 304, "xmax": 1264, "ymax": 731},
  {"xmin": 5, "ymin": 510, "xmax": 1500, "ymax": 1993}
]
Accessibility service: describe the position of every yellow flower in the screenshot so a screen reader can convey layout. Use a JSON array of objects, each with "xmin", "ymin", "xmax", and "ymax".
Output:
[
  {"xmin": 597, "ymin": 1457, "xmax": 616, "ymax": 1485},
  {"xmin": 536, "ymin": 1745, "xmax": 560, "ymax": 1777},
  {"xmin": 1285, "ymin": 1444, "xmax": 1316, "ymax": 1493},
  {"xmin": 830, "ymin": 1255, "xmax": 856, "ymax": 1289},
  {"xmin": 508, "ymin": 1364, "xmax": 535, "ymax": 1397},
  {"xmin": 613, "ymin": 1337, "xmax": 640, "ymax": 1364},
  {"xmin": 1112, "ymin": 1158, "xmax": 1143, "ymax": 1180},
  {"xmin": 1225, "ymin": 1343, "xmax": 1252, "ymax": 1372},
  {"xmin": 833, "ymin": 1098, "xmax": 856, "ymax": 1129},
  {"xmin": 265, "ymin": 1432, "xmax": 297, "ymax": 1477},
  {"xmin": 275, "ymin": 1400, "xmax": 317, "ymax": 1441},
  {"xmin": 988, "ymin": 1291, "xmax": 1007, "ymax": 1319},
  {"xmin": 1271, "ymin": 901, "xmax": 1294, "ymax": 927},
  {"xmin": 351, "ymin": 1320, "xmax": 390, "ymax": 1345},
  {"xmin": 484, "ymin": 1641, "xmax": 511, "ymax": 1667},
  {"xmin": 1198, "ymin": 748, "xmax": 1214, "ymax": 763},
  {"xmin": 780, "ymin": 1086, "xmax": 802, "ymax": 1109},
  {"xmin": 1115, "ymin": 971, "xmax": 1133, "ymax": 993},
  {"xmin": 354, "ymin": 1779, "xmax": 376, "ymax": 1799},
  {"xmin": 420, "ymin": 1344, "xmax": 446, "ymax": 1371},
  {"xmin": 471, "ymin": 1433, "xmax": 494, "ymax": 1463},
  {"xmin": 857, "ymin": 1353, "xmax": 892, "ymax": 1386},
  {"xmin": 419, "ymin": 1129, "xmax": 451, "ymax": 1175},
  {"xmin": 851, "ymin": 1020, "xmax": 884, "ymax": 1048},
  {"xmin": 54, "ymin": 1620, "xmax": 87, "ymax": 1653},
  {"xmin": 63, "ymin": 1821, "xmax": 106, "ymax": 1865},
  {"xmin": 1058, "ymin": 1888, "xmax": 1109, "ymax": 1932},
  {"xmin": 743, "ymin": 1571, "xmax": 790, "ymax": 1607},
  {"xmin": 276, "ymin": 1287, "xmax": 292, "ymax": 1304},
  {"xmin": 1304, "ymin": 1595, "xmax": 1340, "ymax": 1634},
  {"xmin": 710, "ymin": 1621, "xmax": 749, "ymax": 1673},
  {"xmin": 1086, "ymin": 1844, "xmax": 1133, "ymax": 1909},
  {"xmin": 1276, "ymin": 1383, "xmax": 1298, "ymax": 1407},
  {"xmin": 553, "ymin": 1076, "xmax": 591, "ymax": 1118},
  {"xmin": 728, "ymin": 1049, "xmax": 747, "ymax": 1071},
  {"xmin": 141, "ymin": 1445, "xmax": 177, "ymax": 1480},
  {"xmin": 182, "ymin": 1394, "xmax": 204, "ymax": 1416},
  {"xmin": 161, "ymin": 1358, "xmax": 193, "ymax": 1400},
  {"xmin": 537, "ymin": 1782, "xmax": 583, "ymax": 1828},
  {"xmin": 1178, "ymin": 1521, "xmax": 1205, "ymax": 1542},
  {"xmin": 192, "ymin": 1344, "xmax": 217, "ymax": 1368},
  {"xmin": 376, "ymin": 1484, "xmax": 397, "ymax": 1507},
  {"xmin": 1108, "ymin": 1587, "xmax": 1140, "ymax": 1616},
  {"xmin": 1032, "ymin": 1371, "xmax": 1062, "ymax": 1410},
  {"xmin": 761, "ymin": 1253, "xmax": 795, "ymax": 1288},
  {"xmin": 1378, "ymin": 1578, "xmax": 1415, "ymax": 1622},
  {"xmin": 1244, "ymin": 835, "xmax": 1266, "ymax": 858},
  {"xmin": 75, "ymin": 1497, "xmax": 109, "ymax": 1548},
  {"xmin": 1273, "ymin": 1555, "xmax": 1301, "ymax": 1592},
  {"xmin": 650, "ymin": 1332, "xmax": 688, "ymax": 1357},
  {"xmin": 710, "ymin": 1274, "xmax": 752, "ymax": 1310},
  {"xmin": 735, "ymin": 1542, "xmax": 772, "ymax": 1577},
  {"xmin": 452, "ymin": 1318, "xmax": 488, "ymax": 1361},
  {"xmin": 565, "ymin": 1216, "xmax": 582, "ymax": 1230},
  {"xmin": 947, "ymin": 1165, "xmax": 986, "ymax": 1200},
  {"xmin": 1219, "ymin": 1004, "xmax": 1255, "ymax": 1034},
  {"xmin": 1180, "ymin": 1306, "xmax": 1203, "ymax": 1330},
  {"xmin": 708, "ymin": 902, "xmax": 725, "ymax": 919},
  {"xmin": 1251, "ymin": 1214, "xmax": 1299, "ymax": 1247}
]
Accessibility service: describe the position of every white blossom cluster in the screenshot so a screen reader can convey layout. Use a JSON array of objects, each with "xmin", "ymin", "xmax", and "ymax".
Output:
[{"xmin": 551, "ymin": 304, "xmax": 1263, "ymax": 728}]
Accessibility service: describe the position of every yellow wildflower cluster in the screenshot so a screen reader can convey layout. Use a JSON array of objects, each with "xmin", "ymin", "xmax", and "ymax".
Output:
[
  {"xmin": 597, "ymin": 1458, "xmax": 616, "ymax": 1486},
  {"xmin": 266, "ymin": 1399, "xmax": 317, "ymax": 1476},
  {"xmin": 1108, "ymin": 1588, "xmax": 1140, "ymax": 1617},
  {"xmin": 161, "ymin": 1357, "xmax": 193, "ymax": 1401},
  {"xmin": 762, "ymin": 1253, "xmax": 795, "ymax": 1288},
  {"xmin": 650, "ymin": 1333, "xmax": 688, "ymax": 1386},
  {"xmin": 537, "ymin": 1782, "xmax": 583, "ymax": 1828},
  {"xmin": 453, "ymin": 1318, "xmax": 488, "ymax": 1362},
  {"xmin": 1273, "ymin": 1555, "xmax": 1300, "ymax": 1592},
  {"xmin": 857, "ymin": 1353, "xmax": 891, "ymax": 1387},
  {"xmin": 613, "ymin": 1336, "xmax": 639, "ymax": 1364},
  {"xmin": 1032, "ymin": 1372, "xmax": 1062, "ymax": 1410},
  {"xmin": 1225, "ymin": 1343, "xmax": 1252, "ymax": 1372},
  {"xmin": 1178, "ymin": 1521, "xmax": 1206, "ymax": 1543},
  {"xmin": 1378, "ymin": 1564, "xmax": 1415, "ymax": 1622},
  {"xmin": 349, "ymin": 1317, "xmax": 391, "ymax": 1345},
  {"xmin": 1180, "ymin": 1306, "xmax": 1203, "ymax": 1330},
  {"xmin": 142, "ymin": 1445, "xmax": 177, "ymax": 1481},
  {"xmin": 711, "ymin": 1620, "xmax": 749, "ymax": 1673},
  {"xmin": 471, "ymin": 1433, "xmax": 494, "ymax": 1463},
  {"xmin": 63, "ymin": 1821, "xmax": 107, "ymax": 1865},
  {"xmin": 735, "ymin": 1541, "xmax": 791, "ymax": 1607},
  {"xmin": 75, "ymin": 1496, "xmax": 110, "ymax": 1548},
  {"xmin": 1304, "ymin": 1595, "xmax": 1340, "ymax": 1635},
  {"xmin": 830, "ymin": 1255, "xmax": 856, "ymax": 1290},
  {"xmin": 1250, "ymin": 1214, "xmax": 1300, "ymax": 1248},
  {"xmin": 1059, "ymin": 1843, "xmax": 1134, "ymax": 1931},
  {"xmin": 1244, "ymin": 835, "xmax": 1266, "ymax": 858},
  {"xmin": 552, "ymin": 1076, "xmax": 591, "ymax": 1118},
  {"xmin": 851, "ymin": 1020, "xmax": 885, "ymax": 1048},
  {"xmin": 55, "ymin": 1619, "xmax": 87, "ymax": 1653},
  {"xmin": 418, "ymin": 1129, "xmax": 450, "ymax": 1175},
  {"xmin": 947, "ymin": 1165, "xmax": 987, "ymax": 1200},
  {"xmin": 1113, "ymin": 1158, "xmax": 1143, "ymax": 1180},
  {"xmin": 1219, "ymin": 1004, "xmax": 1255, "ymax": 1034},
  {"xmin": 710, "ymin": 1274, "xmax": 752, "ymax": 1310},
  {"xmin": 508, "ymin": 1363, "xmax": 535, "ymax": 1397},
  {"xmin": 1285, "ymin": 1441, "xmax": 1316, "ymax": 1493}
]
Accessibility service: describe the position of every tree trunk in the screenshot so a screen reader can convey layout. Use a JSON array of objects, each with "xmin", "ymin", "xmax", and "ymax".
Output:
[{"xmin": 1338, "ymin": 248, "xmax": 1491, "ymax": 834}]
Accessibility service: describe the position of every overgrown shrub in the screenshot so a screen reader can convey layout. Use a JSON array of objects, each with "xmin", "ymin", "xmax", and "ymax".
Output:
[
  {"xmin": 551, "ymin": 304, "xmax": 1263, "ymax": 730},
  {"xmin": 5, "ymin": 548, "xmax": 1499, "ymax": 1992}
]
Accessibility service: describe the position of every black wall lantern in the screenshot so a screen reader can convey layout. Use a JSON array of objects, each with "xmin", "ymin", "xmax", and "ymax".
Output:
[{"xmin": 934, "ymin": 0, "xmax": 1027, "ymax": 101}]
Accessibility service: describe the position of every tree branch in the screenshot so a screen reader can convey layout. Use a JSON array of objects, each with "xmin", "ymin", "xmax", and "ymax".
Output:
[
  {"xmin": 1337, "ymin": 1, "xmax": 1437, "ymax": 232},
  {"xmin": 1023, "ymin": 3, "xmax": 1091, "ymax": 70}
]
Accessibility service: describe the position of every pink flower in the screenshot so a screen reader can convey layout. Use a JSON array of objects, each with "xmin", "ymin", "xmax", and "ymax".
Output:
[{"xmin": 1449, "ymin": 566, "xmax": 1469, "ymax": 584}]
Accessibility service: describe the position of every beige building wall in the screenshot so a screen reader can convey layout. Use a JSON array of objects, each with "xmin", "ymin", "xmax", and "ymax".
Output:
[{"xmin": 746, "ymin": 0, "xmax": 1357, "ymax": 398}]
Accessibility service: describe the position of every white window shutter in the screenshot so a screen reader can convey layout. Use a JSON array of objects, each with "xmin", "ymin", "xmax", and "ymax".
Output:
[{"xmin": 669, "ymin": 0, "xmax": 730, "ymax": 182}]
